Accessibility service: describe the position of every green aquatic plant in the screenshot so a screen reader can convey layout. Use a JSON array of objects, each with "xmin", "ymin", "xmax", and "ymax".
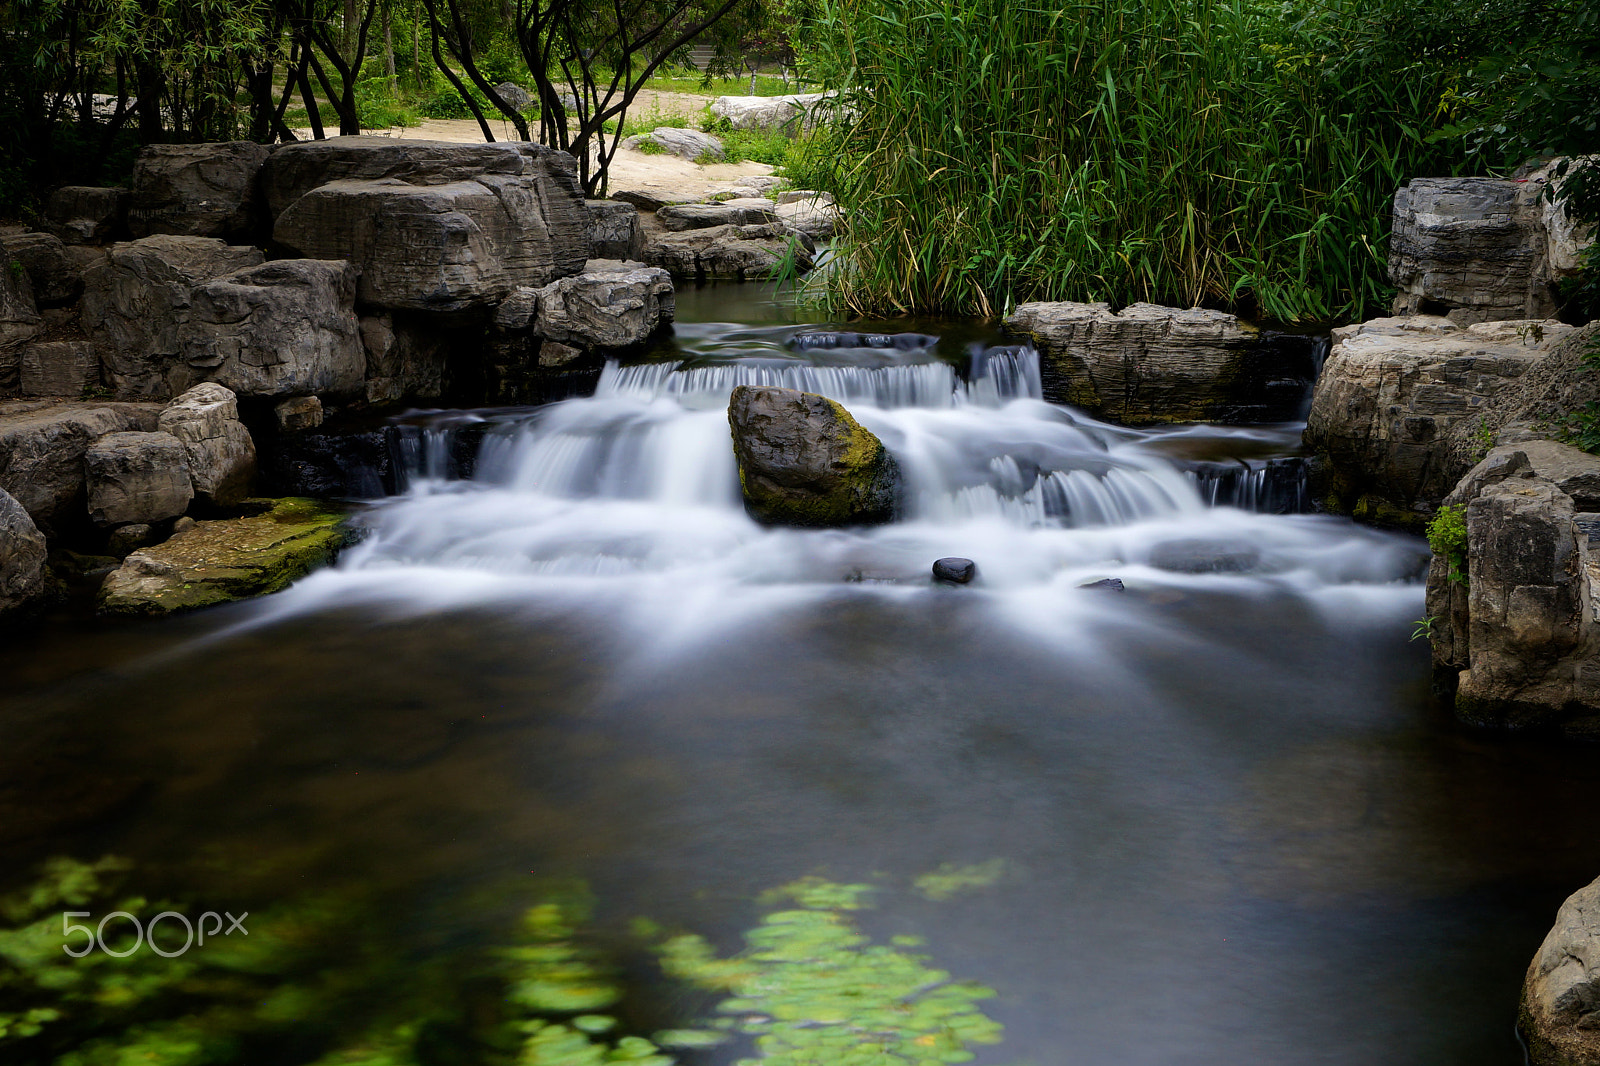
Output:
[
  {"xmin": 1426, "ymin": 504, "xmax": 1469, "ymax": 587},
  {"xmin": 656, "ymin": 877, "xmax": 1004, "ymax": 1065},
  {"xmin": 912, "ymin": 860, "xmax": 1010, "ymax": 902}
]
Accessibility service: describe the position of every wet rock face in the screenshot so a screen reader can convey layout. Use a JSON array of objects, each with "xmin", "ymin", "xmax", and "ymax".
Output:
[
  {"xmin": 0, "ymin": 401, "xmax": 162, "ymax": 532},
  {"xmin": 1425, "ymin": 440, "xmax": 1600, "ymax": 737},
  {"xmin": 0, "ymin": 486, "xmax": 47, "ymax": 619},
  {"xmin": 181, "ymin": 259, "xmax": 365, "ymax": 399},
  {"xmin": 1003, "ymin": 301, "xmax": 1314, "ymax": 425},
  {"xmin": 80, "ymin": 235, "xmax": 266, "ymax": 400},
  {"xmin": 98, "ymin": 497, "xmax": 353, "ymax": 616},
  {"xmin": 728, "ymin": 384, "xmax": 899, "ymax": 528},
  {"xmin": 1522, "ymin": 874, "xmax": 1600, "ymax": 1066},
  {"xmin": 126, "ymin": 141, "xmax": 272, "ymax": 241},
  {"xmin": 1305, "ymin": 316, "xmax": 1577, "ymax": 525},
  {"xmin": 84, "ymin": 430, "xmax": 193, "ymax": 526}
]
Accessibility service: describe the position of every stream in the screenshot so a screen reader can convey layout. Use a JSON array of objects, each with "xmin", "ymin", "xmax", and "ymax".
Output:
[{"xmin": 2, "ymin": 283, "xmax": 1599, "ymax": 1064}]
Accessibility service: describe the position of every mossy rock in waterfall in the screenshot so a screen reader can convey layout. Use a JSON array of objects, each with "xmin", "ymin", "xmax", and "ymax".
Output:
[
  {"xmin": 728, "ymin": 385, "xmax": 900, "ymax": 527},
  {"xmin": 97, "ymin": 497, "xmax": 355, "ymax": 616}
]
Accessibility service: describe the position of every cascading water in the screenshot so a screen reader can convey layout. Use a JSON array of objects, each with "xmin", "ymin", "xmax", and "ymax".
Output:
[{"xmin": 269, "ymin": 330, "xmax": 1424, "ymax": 640}]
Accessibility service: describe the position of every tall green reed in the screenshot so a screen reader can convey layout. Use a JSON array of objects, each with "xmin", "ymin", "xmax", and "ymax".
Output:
[{"xmin": 794, "ymin": 0, "xmax": 1469, "ymax": 322}]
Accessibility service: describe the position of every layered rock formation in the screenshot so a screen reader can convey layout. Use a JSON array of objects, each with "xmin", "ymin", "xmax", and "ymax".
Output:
[
  {"xmin": 126, "ymin": 141, "xmax": 272, "ymax": 240},
  {"xmin": 1003, "ymin": 301, "xmax": 1316, "ymax": 424},
  {"xmin": 728, "ymin": 385, "xmax": 899, "ymax": 527},
  {"xmin": 0, "ymin": 486, "xmax": 47, "ymax": 618},
  {"xmin": 1305, "ymin": 316, "xmax": 1576, "ymax": 525},
  {"xmin": 1390, "ymin": 163, "xmax": 1594, "ymax": 324}
]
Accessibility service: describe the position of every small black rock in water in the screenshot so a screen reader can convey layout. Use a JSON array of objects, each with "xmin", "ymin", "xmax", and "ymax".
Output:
[
  {"xmin": 932, "ymin": 557, "xmax": 976, "ymax": 584},
  {"xmin": 1078, "ymin": 577, "xmax": 1125, "ymax": 592}
]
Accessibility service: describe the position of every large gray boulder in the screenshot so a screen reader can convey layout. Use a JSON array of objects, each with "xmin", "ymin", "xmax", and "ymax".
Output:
[
  {"xmin": 80, "ymin": 235, "xmax": 266, "ymax": 399},
  {"xmin": 357, "ymin": 312, "xmax": 462, "ymax": 403},
  {"xmin": 0, "ymin": 486, "xmax": 48, "ymax": 619},
  {"xmin": 585, "ymin": 199, "xmax": 644, "ymax": 260},
  {"xmin": 259, "ymin": 137, "xmax": 562, "ymax": 219},
  {"xmin": 84, "ymin": 430, "xmax": 193, "ymax": 526},
  {"xmin": 157, "ymin": 383, "xmax": 255, "ymax": 505},
  {"xmin": 1425, "ymin": 441, "xmax": 1600, "ymax": 737},
  {"xmin": 1522, "ymin": 874, "xmax": 1600, "ymax": 1065},
  {"xmin": 0, "ymin": 401, "xmax": 161, "ymax": 530},
  {"xmin": 43, "ymin": 186, "xmax": 128, "ymax": 245},
  {"xmin": 1305, "ymin": 316, "xmax": 1576, "ymax": 525},
  {"xmin": 775, "ymin": 196, "xmax": 839, "ymax": 241},
  {"xmin": 126, "ymin": 142, "xmax": 271, "ymax": 241},
  {"xmin": 641, "ymin": 219, "xmax": 814, "ymax": 281},
  {"xmin": 513, "ymin": 265, "xmax": 674, "ymax": 351},
  {"xmin": 20, "ymin": 340, "xmax": 99, "ymax": 397},
  {"xmin": 657, "ymin": 198, "xmax": 780, "ymax": 231},
  {"xmin": 0, "ymin": 253, "xmax": 42, "ymax": 390},
  {"xmin": 621, "ymin": 128, "xmax": 724, "ymax": 162},
  {"xmin": 275, "ymin": 176, "xmax": 585, "ymax": 311},
  {"xmin": 708, "ymin": 92, "xmax": 837, "ymax": 132},
  {"xmin": 181, "ymin": 259, "xmax": 364, "ymax": 398},
  {"xmin": 1004, "ymin": 301, "xmax": 1303, "ymax": 425},
  {"xmin": 1, "ymin": 232, "xmax": 84, "ymax": 306},
  {"xmin": 728, "ymin": 384, "xmax": 899, "ymax": 527}
]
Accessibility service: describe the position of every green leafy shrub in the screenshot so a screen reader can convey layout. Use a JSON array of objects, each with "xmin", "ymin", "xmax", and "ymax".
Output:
[{"xmin": 1427, "ymin": 504, "xmax": 1469, "ymax": 586}]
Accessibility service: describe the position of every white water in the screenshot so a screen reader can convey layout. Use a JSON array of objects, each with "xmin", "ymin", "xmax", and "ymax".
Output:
[{"xmin": 267, "ymin": 339, "xmax": 1424, "ymax": 647}]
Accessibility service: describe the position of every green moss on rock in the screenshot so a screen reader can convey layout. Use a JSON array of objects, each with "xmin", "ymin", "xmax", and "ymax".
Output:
[{"xmin": 98, "ymin": 498, "xmax": 355, "ymax": 616}]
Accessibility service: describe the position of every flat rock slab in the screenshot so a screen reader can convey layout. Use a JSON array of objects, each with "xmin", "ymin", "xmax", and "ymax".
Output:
[
  {"xmin": 709, "ymin": 92, "xmax": 837, "ymax": 132},
  {"xmin": 621, "ymin": 128, "xmax": 725, "ymax": 162},
  {"xmin": 98, "ymin": 497, "xmax": 353, "ymax": 616},
  {"xmin": 640, "ymin": 219, "xmax": 814, "ymax": 281},
  {"xmin": 657, "ymin": 198, "xmax": 779, "ymax": 231}
]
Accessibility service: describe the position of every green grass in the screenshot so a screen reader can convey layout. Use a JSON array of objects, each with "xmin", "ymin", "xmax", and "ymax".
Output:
[{"xmin": 796, "ymin": 0, "xmax": 1469, "ymax": 322}]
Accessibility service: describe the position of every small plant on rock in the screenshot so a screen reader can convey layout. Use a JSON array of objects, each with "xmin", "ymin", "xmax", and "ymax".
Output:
[{"xmin": 1426, "ymin": 504, "xmax": 1469, "ymax": 587}]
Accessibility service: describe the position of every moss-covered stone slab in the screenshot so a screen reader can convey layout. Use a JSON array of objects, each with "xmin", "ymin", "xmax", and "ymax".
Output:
[{"xmin": 98, "ymin": 497, "xmax": 353, "ymax": 616}]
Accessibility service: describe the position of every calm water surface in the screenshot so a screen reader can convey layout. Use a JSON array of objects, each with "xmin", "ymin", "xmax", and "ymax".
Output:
[{"xmin": 1, "ymin": 283, "xmax": 1597, "ymax": 1064}]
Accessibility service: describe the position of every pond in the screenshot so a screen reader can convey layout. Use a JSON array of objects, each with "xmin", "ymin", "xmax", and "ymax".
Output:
[{"xmin": 2, "ymin": 282, "xmax": 1598, "ymax": 1066}]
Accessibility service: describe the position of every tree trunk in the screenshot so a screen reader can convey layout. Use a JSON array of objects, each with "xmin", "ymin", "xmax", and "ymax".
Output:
[{"xmin": 383, "ymin": 3, "xmax": 396, "ymax": 88}]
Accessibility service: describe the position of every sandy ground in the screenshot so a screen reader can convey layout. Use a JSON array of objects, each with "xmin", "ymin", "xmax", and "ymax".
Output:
[{"xmin": 292, "ymin": 90, "xmax": 776, "ymax": 202}]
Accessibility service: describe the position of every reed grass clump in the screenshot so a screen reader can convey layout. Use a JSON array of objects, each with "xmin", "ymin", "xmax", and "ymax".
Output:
[{"xmin": 796, "ymin": 0, "xmax": 1469, "ymax": 322}]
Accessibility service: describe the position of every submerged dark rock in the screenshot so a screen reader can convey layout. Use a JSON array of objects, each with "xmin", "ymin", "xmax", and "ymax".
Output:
[
  {"xmin": 932, "ymin": 557, "xmax": 976, "ymax": 584},
  {"xmin": 1078, "ymin": 577, "xmax": 1125, "ymax": 592},
  {"xmin": 728, "ymin": 385, "xmax": 899, "ymax": 528},
  {"xmin": 1148, "ymin": 540, "xmax": 1261, "ymax": 574}
]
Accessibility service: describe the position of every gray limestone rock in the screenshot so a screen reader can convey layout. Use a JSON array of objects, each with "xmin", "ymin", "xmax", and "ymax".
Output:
[
  {"xmin": 0, "ymin": 254, "xmax": 42, "ymax": 390},
  {"xmin": 158, "ymin": 382, "xmax": 256, "ymax": 505},
  {"xmin": 640, "ymin": 219, "xmax": 814, "ymax": 281},
  {"xmin": 526, "ymin": 265, "xmax": 674, "ymax": 351},
  {"xmin": 43, "ymin": 186, "xmax": 129, "ymax": 245},
  {"xmin": 1, "ymin": 232, "xmax": 84, "ymax": 306},
  {"xmin": 126, "ymin": 141, "xmax": 271, "ymax": 240},
  {"xmin": 1522, "ymin": 874, "xmax": 1600, "ymax": 1066},
  {"xmin": 0, "ymin": 486, "xmax": 48, "ymax": 619},
  {"xmin": 79, "ymin": 235, "xmax": 265, "ymax": 400},
  {"xmin": 181, "ymin": 259, "xmax": 365, "ymax": 399},
  {"xmin": 20, "ymin": 341, "xmax": 100, "ymax": 398},
  {"xmin": 1304, "ymin": 316, "xmax": 1577, "ymax": 523},
  {"xmin": 620, "ymin": 127, "xmax": 725, "ymax": 162},
  {"xmin": 84, "ymin": 430, "xmax": 193, "ymax": 526},
  {"xmin": 656, "ymin": 198, "xmax": 780, "ymax": 231},
  {"xmin": 585, "ymin": 199, "xmax": 644, "ymax": 260},
  {"xmin": 0, "ymin": 400, "xmax": 160, "ymax": 531}
]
